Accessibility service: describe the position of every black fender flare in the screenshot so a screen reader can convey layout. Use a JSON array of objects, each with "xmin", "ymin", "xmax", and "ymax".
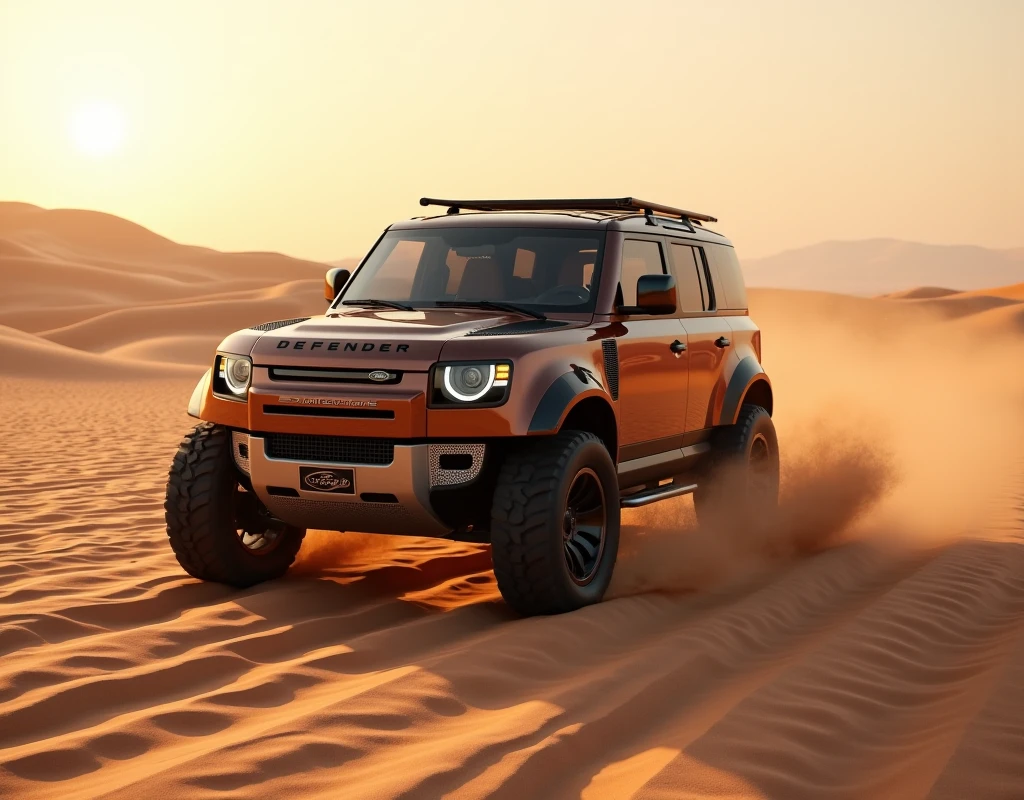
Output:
[
  {"xmin": 528, "ymin": 369, "xmax": 607, "ymax": 434},
  {"xmin": 719, "ymin": 356, "xmax": 770, "ymax": 425},
  {"xmin": 187, "ymin": 369, "xmax": 212, "ymax": 419}
]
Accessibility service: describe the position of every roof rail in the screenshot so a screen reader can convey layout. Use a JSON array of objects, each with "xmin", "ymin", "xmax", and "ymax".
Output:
[{"xmin": 418, "ymin": 197, "xmax": 718, "ymax": 224}]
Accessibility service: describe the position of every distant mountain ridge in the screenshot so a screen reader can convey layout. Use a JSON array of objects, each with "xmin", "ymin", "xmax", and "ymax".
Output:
[{"xmin": 741, "ymin": 238, "xmax": 1024, "ymax": 296}]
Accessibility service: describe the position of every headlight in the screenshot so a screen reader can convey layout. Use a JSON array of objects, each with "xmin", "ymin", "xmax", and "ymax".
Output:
[
  {"xmin": 431, "ymin": 362, "xmax": 511, "ymax": 407},
  {"xmin": 214, "ymin": 354, "xmax": 252, "ymax": 399}
]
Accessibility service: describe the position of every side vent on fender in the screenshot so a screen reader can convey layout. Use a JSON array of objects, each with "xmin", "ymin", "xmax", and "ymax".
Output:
[{"xmin": 602, "ymin": 339, "xmax": 619, "ymax": 400}]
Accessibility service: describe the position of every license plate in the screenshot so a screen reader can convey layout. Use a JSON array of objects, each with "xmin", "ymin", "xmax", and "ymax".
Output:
[{"xmin": 299, "ymin": 466, "xmax": 355, "ymax": 494}]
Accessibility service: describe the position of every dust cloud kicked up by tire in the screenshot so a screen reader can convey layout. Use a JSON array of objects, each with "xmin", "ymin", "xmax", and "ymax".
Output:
[{"xmin": 610, "ymin": 289, "xmax": 1024, "ymax": 598}]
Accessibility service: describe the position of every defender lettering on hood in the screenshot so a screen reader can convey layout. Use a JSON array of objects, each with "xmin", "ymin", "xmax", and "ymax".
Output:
[{"xmin": 276, "ymin": 340, "xmax": 410, "ymax": 353}]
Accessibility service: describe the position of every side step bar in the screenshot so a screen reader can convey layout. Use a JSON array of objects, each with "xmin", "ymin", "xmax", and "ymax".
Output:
[{"xmin": 620, "ymin": 482, "xmax": 698, "ymax": 508}]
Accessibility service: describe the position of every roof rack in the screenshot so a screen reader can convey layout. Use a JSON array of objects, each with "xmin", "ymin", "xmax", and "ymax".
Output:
[{"xmin": 419, "ymin": 197, "xmax": 718, "ymax": 224}]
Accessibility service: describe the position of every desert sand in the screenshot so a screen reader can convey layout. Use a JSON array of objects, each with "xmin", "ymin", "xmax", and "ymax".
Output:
[{"xmin": 2, "ymin": 204, "xmax": 1024, "ymax": 799}]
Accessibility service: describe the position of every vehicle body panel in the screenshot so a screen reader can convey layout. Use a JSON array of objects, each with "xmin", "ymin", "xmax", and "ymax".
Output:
[
  {"xmin": 615, "ymin": 318, "xmax": 688, "ymax": 444},
  {"xmin": 680, "ymin": 316, "xmax": 732, "ymax": 430}
]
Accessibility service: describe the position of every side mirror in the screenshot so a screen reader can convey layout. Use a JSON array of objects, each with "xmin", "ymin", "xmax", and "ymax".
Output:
[
  {"xmin": 324, "ymin": 268, "xmax": 351, "ymax": 304},
  {"xmin": 632, "ymin": 273, "xmax": 677, "ymax": 315}
]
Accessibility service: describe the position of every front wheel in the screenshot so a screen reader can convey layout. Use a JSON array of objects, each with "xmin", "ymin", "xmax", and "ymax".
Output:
[
  {"xmin": 694, "ymin": 404, "xmax": 779, "ymax": 529},
  {"xmin": 164, "ymin": 422, "xmax": 306, "ymax": 587},
  {"xmin": 490, "ymin": 431, "xmax": 620, "ymax": 616}
]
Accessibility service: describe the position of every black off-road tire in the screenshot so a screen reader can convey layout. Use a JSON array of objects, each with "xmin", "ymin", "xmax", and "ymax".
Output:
[
  {"xmin": 164, "ymin": 422, "xmax": 305, "ymax": 587},
  {"xmin": 694, "ymin": 404, "xmax": 779, "ymax": 528},
  {"xmin": 490, "ymin": 431, "xmax": 620, "ymax": 616}
]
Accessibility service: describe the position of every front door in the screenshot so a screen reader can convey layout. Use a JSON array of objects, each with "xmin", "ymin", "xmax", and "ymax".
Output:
[{"xmin": 616, "ymin": 239, "xmax": 689, "ymax": 446}]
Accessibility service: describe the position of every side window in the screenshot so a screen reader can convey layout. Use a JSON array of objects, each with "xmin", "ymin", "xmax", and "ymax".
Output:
[
  {"xmin": 692, "ymin": 246, "xmax": 714, "ymax": 310},
  {"xmin": 704, "ymin": 244, "xmax": 748, "ymax": 310},
  {"xmin": 619, "ymin": 239, "xmax": 666, "ymax": 306},
  {"xmin": 670, "ymin": 243, "xmax": 705, "ymax": 313}
]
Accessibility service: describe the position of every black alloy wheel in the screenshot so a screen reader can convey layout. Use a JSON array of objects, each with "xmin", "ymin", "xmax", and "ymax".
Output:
[{"xmin": 562, "ymin": 467, "xmax": 607, "ymax": 584}]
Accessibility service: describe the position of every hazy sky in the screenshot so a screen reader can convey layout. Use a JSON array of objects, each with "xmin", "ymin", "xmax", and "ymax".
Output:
[{"xmin": 1, "ymin": 0, "xmax": 1021, "ymax": 262}]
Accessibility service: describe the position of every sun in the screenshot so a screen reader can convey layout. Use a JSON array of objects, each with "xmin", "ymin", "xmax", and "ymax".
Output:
[{"xmin": 69, "ymin": 101, "xmax": 126, "ymax": 157}]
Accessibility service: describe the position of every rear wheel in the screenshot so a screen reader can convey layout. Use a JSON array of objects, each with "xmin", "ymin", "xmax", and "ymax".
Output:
[
  {"xmin": 164, "ymin": 422, "xmax": 305, "ymax": 587},
  {"xmin": 490, "ymin": 431, "xmax": 620, "ymax": 615},
  {"xmin": 694, "ymin": 404, "xmax": 779, "ymax": 528}
]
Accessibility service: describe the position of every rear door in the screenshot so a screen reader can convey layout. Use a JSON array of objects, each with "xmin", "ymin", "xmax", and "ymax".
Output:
[
  {"xmin": 668, "ymin": 242, "xmax": 733, "ymax": 431},
  {"xmin": 615, "ymin": 238, "xmax": 689, "ymax": 446}
]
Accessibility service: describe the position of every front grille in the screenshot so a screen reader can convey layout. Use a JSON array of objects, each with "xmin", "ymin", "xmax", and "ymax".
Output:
[
  {"xmin": 268, "ymin": 366, "xmax": 402, "ymax": 384},
  {"xmin": 263, "ymin": 405, "xmax": 395, "ymax": 419},
  {"xmin": 263, "ymin": 433, "xmax": 395, "ymax": 465}
]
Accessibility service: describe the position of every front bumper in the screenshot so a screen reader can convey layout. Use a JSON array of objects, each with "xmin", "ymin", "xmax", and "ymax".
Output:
[{"xmin": 233, "ymin": 433, "xmax": 484, "ymax": 537}]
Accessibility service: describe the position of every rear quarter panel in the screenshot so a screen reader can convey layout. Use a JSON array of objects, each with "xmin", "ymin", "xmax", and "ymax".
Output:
[{"xmin": 718, "ymin": 315, "xmax": 769, "ymax": 425}]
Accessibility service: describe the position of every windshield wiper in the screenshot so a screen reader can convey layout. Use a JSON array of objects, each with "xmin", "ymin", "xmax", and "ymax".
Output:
[
  {"xmin": 341, "ymin": 298, "xmax": 415, "ymax": 311},
  {"xmin": 435, "ymin": 300, "xmax": 547, "ymax": 321}
]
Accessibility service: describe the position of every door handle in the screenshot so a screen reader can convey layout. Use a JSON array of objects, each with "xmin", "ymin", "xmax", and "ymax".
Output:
[
  {"xmin": 670, "ymin": 339, "xmax": 687, "ymax": 353},
  {"xmin": 714, "ymin": 336, "xmax": 731, "ymax": 348}
]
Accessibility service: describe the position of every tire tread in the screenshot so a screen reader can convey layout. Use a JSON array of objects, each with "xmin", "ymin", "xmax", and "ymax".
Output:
[
  {"xmin": 164, "ymin": 422, "xmax": 304, "ymax": 587},
  {"xmin": 491, "ymin": 431, "xmax": 612, "ymax": 615}
]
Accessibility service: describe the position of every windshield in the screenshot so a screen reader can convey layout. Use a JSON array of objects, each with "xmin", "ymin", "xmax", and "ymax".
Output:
[{"xmin": 338, "ymin": 227, "xmax": 605, "ymax": 314}]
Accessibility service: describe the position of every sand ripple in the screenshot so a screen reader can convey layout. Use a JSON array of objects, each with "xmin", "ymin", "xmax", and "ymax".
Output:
[{"xmin": 1, "ymin": 379, "xmax": 1023, "ymax": 799}]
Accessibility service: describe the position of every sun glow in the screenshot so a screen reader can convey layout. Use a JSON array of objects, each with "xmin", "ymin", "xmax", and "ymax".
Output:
[{"xmin": 69, "ymin": 101, "xmax": 126, "ymax": 158}]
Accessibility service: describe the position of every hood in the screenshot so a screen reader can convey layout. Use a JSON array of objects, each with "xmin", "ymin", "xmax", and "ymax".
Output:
[{"xmin": 249, "ymin": 307, "xmax": 519, "ymax": 370}]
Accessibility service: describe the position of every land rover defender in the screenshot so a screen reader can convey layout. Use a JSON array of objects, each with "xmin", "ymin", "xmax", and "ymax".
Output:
[{"xmin": 165, "ymin": 197, "xmax": 778, "ymax": 615}]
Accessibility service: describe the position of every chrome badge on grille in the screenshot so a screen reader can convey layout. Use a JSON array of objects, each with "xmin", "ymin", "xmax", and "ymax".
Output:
[{"xmin": 368, "ymin": 370, "xmax": 390, "ymax": 382}]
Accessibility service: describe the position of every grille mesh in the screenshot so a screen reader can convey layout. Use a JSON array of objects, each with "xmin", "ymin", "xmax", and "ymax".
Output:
[
  {"xmin": 248, "ymin": 317, "xmax": 310, "ymax": 332},
  {"xmin": 428, "ymin": 443, "xmax": 485, "ymax": 487},
  {"xmin": 231, "ymin": 431, "xmax": 251, "ymax": 475},
  {"xmin": 602, "ymin": 339, "xmax": 620, "ymax": 400},
  {"xmin": 264, "ymin": 434, "xmax": 395, "ymax": 465}
]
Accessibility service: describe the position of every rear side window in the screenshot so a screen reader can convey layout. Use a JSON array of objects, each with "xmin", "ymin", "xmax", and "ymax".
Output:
[
  {"xmin": 704, "ymin": 244, "xmax": 748, "ymax": 310},
  {"xmin": 670, "ymin": 243, "xmax": 705, "ymax": 313},
  {"xmin": 619, "ymin": 239, "xmax": 666, "ymax": 306}
]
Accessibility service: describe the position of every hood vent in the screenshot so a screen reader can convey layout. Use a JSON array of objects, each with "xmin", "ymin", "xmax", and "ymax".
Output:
[
  {"xmin": 468, "ymin": 319, "xmax": 569, "ymax": 336},
  {"xmin": 249, "ymin": 317, "xmax": 310, "ymax": 332}
]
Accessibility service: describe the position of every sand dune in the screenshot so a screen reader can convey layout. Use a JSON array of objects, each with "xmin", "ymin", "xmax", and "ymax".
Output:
[
  {"xmin": 884, "ymin": 286, "xmax": 960, "ymax": 300},
  {"xmin": 0, "ymin": 203, "xmax": 329, "ymax": 280},
  {"xmin": 744, "ymin": 238, "xmax": 1024, "ymax": 295},
  {"xmin": 0, "ymin": 203, "xmax": 329, "ymax": 373},
  {"xmin": 3, "ymin": 208, "xmax": 1024, "ymax": 798},
  {"xmin": 0, "ymin": 202, "xmax": 328, "ymax": 338},
  {"xmin": 0, "ymin": 325, "xmax": 195, "ymax": 380},
  {"xmin": 39, "ymin": 281, "xmax": 321, "ymax": 366}
]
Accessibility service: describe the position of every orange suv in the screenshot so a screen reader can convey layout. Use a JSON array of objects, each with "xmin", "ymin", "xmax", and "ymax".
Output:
[{"xmin": 166, "ymin": 198, "xmax": 777, "ymax": 615}]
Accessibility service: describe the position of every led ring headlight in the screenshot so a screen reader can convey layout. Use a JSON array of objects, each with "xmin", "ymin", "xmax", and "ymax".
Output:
[
  {"xmin": 217, "ymin": 355, "xmax": 252, "ymax": 397},
  {"xmin": 443, "ymin": 364, "xmax": 495, "ymax": 402},
  {"xmin": 433, "ymin": 362, "xmax": 511, "ymax": 406}
]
